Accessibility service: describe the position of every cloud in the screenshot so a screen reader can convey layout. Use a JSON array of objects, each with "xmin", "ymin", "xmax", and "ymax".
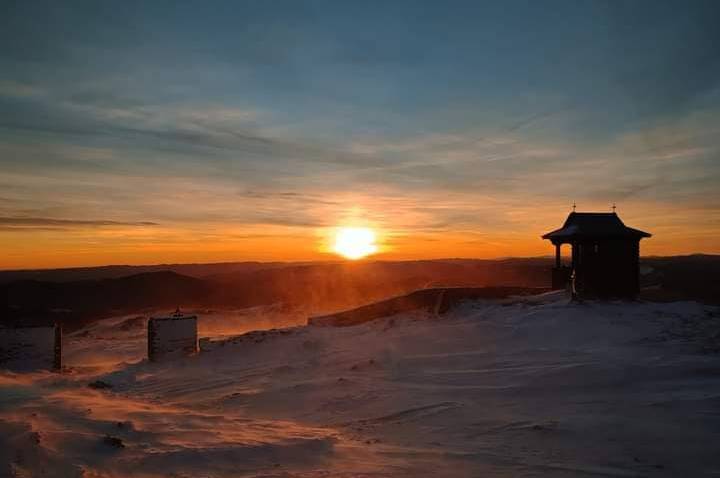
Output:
[
  {"xmin": 504, "ymin": 108, "xmax": 570, "ymax": 133},
  {"xmin": 1, "ymin": 100, "xmax": 716, "ymax": 244},
  {"xmin": 0, "ymin": 91, "xmax": 393, "ymax": 180},
  {"xmin": 237, "ymin": 190, "xmax": 340, "ymax": 207},
  {"xmin": 0, "ymin": 80, "xmax": 44, "ymax": 98},
  {"xmin": 0, "ymin": 217, "xmax": 158, "ymax": 228}
]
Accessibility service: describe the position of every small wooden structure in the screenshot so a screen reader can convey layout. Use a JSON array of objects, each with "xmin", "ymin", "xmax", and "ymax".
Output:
[
  {"xmin": 147, "ymin": 309, "xmax": 198, "ymax": 362},
  {"xmin": 542, "ymin": 211, "xmax": 651, "ymax": 299},
  {"xmin": 0, "ymin": 322, "xmax": 62, "ymax": 371}
]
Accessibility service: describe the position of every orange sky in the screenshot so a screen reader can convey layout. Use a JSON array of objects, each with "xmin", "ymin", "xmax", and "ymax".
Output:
[
  {"xmin": 2, "ymin": 198, "xmax": 716, "ymax": 270},
  {"xmin": 2, "ymin": 2, "xmax": 719, "ymax": 270}
]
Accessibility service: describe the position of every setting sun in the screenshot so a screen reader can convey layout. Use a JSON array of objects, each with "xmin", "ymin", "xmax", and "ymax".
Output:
[{"xmin": 332, "ymin": 227, "xmax": 378, "ymax": 260}]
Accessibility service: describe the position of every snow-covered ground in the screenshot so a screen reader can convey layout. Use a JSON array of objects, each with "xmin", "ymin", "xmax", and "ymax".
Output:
[{"xmin": 2, "ymin": 292, "xmax": 720, "ymax": 477}]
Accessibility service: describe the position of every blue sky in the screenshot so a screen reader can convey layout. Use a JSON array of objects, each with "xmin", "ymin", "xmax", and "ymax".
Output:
[{"xmin": 1, "ymin": 0, "xmax": 719, "ymax": 267}]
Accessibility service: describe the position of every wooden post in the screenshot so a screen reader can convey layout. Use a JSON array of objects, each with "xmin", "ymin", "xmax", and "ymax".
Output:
[
  {"xmin": 53, "ymin": 324, "xmax": 62, "ymax": 371},
  {"xmin": 148, "ymin": 318, "xmax": 156, "ymax": 362},
  {"xmin": 555, "ymin": 244, "xmax": 561, "ymax": 268}
]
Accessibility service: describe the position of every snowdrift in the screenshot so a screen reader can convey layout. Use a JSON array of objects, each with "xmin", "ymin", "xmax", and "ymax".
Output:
[
  {"xmin": 308, "ymin": 286, "xmax": 549, "ymax": 326},
  {"xmin": 2, "ymin": 292, "xmax": 719, "ymax": 477}
]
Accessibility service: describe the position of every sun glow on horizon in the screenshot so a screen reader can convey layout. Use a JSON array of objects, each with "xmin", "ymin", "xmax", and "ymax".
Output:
[{"xmin": 332, "ymin": 227, "xmax": 378, "ymax": 260}]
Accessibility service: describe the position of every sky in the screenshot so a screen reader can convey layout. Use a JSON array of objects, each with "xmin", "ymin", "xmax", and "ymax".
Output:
[{"xmin": 1, "ymin": 0, "xmax": 719, "ymax": 269}]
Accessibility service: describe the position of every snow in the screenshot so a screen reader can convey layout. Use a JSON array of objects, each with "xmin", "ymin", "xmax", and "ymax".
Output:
[{"xmin": 2, "ymin": 292, "xmax": 720, "ymax": 477}]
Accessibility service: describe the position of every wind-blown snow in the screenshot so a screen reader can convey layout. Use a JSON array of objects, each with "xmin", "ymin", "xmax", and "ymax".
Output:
[{"xmin": 2, "ymin": 292, "xmax": 720, "ymax": 477}]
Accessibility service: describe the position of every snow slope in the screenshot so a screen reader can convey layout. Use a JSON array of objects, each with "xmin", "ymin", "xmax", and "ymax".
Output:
[{"xmin": 2, "ymin": 292, "xmax": 720, "ymax": 477}]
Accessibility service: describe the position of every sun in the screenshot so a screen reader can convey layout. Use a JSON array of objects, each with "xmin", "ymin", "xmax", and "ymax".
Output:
[{"xmin": 332, "ymin": 227, "xmax": 378, "ymax": 260}]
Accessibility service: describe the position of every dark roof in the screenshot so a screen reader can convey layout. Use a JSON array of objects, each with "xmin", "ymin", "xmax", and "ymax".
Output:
[{"xmin": 542, "ymin": 212, "xmax": 651, "ymax": 243}]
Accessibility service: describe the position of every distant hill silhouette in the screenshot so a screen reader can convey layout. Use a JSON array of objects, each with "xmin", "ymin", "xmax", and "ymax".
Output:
[
  {"xmin": 205, "ymin": 259, "xmax": 550, "ymax": 312},
  {"xmin": 1, "ymin": 256, "xmax": 718, "ymax": 330},
  {"xmin": 0, "ymin": 261, "xmax": 293, "ymax": 284},
  {"xmin": 1, "ymin": 271, "xmax": 210, "ymax": 330},
  {"xmin": 640, "ymin": 255, "xmax": 720, "ymax": 304}
]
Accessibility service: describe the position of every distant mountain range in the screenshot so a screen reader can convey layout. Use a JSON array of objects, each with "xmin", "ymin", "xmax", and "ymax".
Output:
[
  {"xmin": 0, "ymin": 261, "xmax": 295, "ymax": 284},
  {"xmin": 1, "ymin": 256, "xmax": 718, "ymax": 330}
]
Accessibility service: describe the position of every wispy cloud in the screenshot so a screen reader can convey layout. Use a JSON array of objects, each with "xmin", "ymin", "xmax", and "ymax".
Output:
[
  {"xmin": 0, "ymin": 217, "xmax": 158, "ymax": 228},
  {"xmin": 0, "ymin": 80, "xmax": 44, "ymax": 98}
]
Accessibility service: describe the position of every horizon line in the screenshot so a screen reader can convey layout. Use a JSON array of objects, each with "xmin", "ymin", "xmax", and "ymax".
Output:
[{"xmin": 2, "ymin": 253, "xmax": 719, "ymax": 273}]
